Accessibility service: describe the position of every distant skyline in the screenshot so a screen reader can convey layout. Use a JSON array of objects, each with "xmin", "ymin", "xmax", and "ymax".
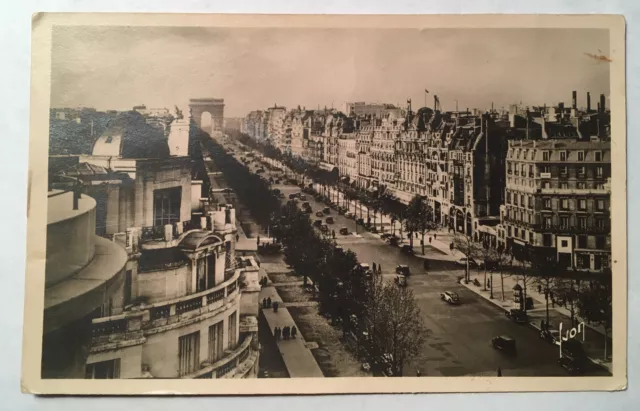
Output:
[{"xmin": 51, "ymin": 26, "xmax": 611, "ymax": 117}]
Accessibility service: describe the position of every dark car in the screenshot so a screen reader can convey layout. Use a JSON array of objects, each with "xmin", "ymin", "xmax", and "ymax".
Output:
[
  {"xmin": 278, "ymin": 193, "xmax": 285, "ymax": 199},
  {"xmin": 288, "ymin": 193, "xmax": 297, "ymax": 200},
  {"xmin": 313, "ymin": 219, "xmax": 323, "ymax": 227},
  {"xmin": 388, "ymin": 237, "xmax": 400, "ymax": 246},
  {"xmin": 395, "ymin": 265, "xmax": 410, "ymax": 276},
  {"xmin": 339, "ymin": 227, "xmax": 349, "ymax": 235},
  {"xmin": 505, "ymin": 309, "xmax": 529, "ymax": 324},
  {"xmin": 326, "ymin": 217, "xmax": 335, "ymax": 224},
  {"xmin": 320, "ymin": 224, "xmax": 329, "ymax": 233},
  {"xmin": 323, "ymin": 207, "xmax": 331, "ymax": 214},
  {"xmin": 315, "ymin": 211, "xmax": 324, "ymax": 217},
  {"xmin": 400, "ymin": 245, "xmax": 414, "ymax": 255},
  {"xmin": 300, "ymin": 194, "xmax": 307, "ymax": 201},
  {"xmin": 491, "ymin": 335, "xmax": 517, "ymax": 355},
  {"xmin": 272, "ymin": 188, "xmax": 281, "ymax": 195}
]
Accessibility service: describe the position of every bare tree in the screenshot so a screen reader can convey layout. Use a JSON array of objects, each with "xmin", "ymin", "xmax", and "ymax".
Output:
[
  {"xmin": 367, "ymin": 280, "xmax": 427, "ymax": 376},
  {"xmin": 453, "ymin": 233, "xmax": 481, "ymax": 283}
]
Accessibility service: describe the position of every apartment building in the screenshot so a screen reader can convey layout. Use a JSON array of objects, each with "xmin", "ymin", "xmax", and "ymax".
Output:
[{"xmin": 337, "ymin": 136, "xmax": 358, "ymax": 182}]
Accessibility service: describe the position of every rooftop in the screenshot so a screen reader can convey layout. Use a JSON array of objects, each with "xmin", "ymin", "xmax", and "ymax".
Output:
[{"xmin": 47, "ymin": 190, "xmax": 96, "ymax": 226}]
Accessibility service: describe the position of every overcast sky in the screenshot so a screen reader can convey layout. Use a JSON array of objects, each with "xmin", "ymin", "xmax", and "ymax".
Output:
[{"xmin": 51, "ymin": 26, "xmax": 610, "ymax": 117}]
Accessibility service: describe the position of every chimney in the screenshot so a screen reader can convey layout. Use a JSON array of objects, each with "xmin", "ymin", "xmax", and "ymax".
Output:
[
  {"xmin": 600, "ymin": 94, "xmax": 606, "ymax": 113},
  {"xmin": 587, "ymin": 92, "xmax": 591, "ymax": 111},
  {"xmin": 572, "ymin": 91, "xmax": 577, "ymax": 109}
]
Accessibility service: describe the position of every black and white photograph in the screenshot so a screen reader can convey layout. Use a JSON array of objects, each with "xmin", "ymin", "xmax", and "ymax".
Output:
[{"xmin": 21, "ymin": 13, "xmax": 626, "ymax": 395}]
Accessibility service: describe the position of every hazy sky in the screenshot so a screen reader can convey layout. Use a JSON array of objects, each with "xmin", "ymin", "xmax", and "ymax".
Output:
[{"xmin": 51, "ymin": 26, "xmax": 610, "ymax": 117}]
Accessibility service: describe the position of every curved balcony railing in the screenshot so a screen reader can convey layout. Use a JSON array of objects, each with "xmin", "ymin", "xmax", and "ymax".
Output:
[{"xmin": 189, "ymin": 334, "xmax": 254, "ymax": 379}]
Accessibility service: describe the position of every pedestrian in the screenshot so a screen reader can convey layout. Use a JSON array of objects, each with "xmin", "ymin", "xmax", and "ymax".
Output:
[
  {"xmin": 416, "ymin": 369, "xmax": 421, "ymax": 377},
  {"xmin": 284, "ymin": 326, "xmax": 290, "ymax": 340},
  {"xmin": 236, "ymin": 234, "xmax": 240, "ymax": 242},
  {"xmin": 262, "ymin": 298, "xmax": 267, "ymax": 308},
  {"xmin": 378, "ymin": 264, "xmax": 382, "ymax": 275},
  {"xmin": 434, "ymin": 233, "xmax": 437, "ymax": 240},
  {"xmin": 372, "ymin": 262, "xmax": 377, "ymax": 272},
  {"xmin": 538, "ymin": 284, "xmax": 542, "ymax": 294},
  {"xmin": 274, "ymin": 301, "xmax": 279, "ymax": 313},
  {"xmin": 497, "ymin": 367, "xmax": 502, "ymax": 377},
  {"xmin": 274, "ymin": 327, "xmax": 280, "ymax": 341},
  {"xmin": 541, "ymin": 320, "xmax": 546, "ymax": 332},
  {"xmin": 429, "ymin": 236, "xmax": 432, "ymax": 244},
  {"xmin": 267, "ymin": 297, "xmax": 272, "ymax": 308},
  {"xmin": 291, "ymin": 325, "xmax": 297, "ymax": 339}
]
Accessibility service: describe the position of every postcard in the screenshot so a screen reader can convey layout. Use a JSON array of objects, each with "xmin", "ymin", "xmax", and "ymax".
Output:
[{"xmin": 22, "ymin": 13, "xmax": 626, "ymax": 395}]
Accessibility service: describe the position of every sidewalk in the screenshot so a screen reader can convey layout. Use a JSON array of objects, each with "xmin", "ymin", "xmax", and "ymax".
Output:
[
  {"xmin": 459, "ymin": 277, "xmax": 613, "ymax": 373},
  {"xmin": 259, "ymin": 269, "xmax": 325, "ymax": 378}
]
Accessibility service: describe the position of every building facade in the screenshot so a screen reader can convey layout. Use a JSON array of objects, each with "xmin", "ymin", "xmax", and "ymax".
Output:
[{"xmin": 337, "ymin": 137, "xmax": 358, "ymax": 182}]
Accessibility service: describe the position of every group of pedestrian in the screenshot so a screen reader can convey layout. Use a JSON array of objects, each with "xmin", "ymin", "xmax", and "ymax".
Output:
[
  {"xmin": 262, "ymin": 297, "xmax": 272, "ymax": 308},
  {"xmin": 274, "ymin": 325, "xmax": 297, "ymax": 341},
  {"xmin": 260, "ymin": 276, "xmax": 268, "ymax": 288},
  {"xmin": 371, "ymin": 262, "xmax": 382, "ymax": 275}
]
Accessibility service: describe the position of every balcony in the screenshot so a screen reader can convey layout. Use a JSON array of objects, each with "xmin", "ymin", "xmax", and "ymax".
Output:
[
  {"xmin": 90, "ymin": 312, "xmax": 146, "ymax": 351},
  {"xmin": 190, "ymin": 334, "xmax": 256, "ymax": 379},
  {"xmin": 538, "ymin": 187, "xmax": 609, "ymax": 195}
]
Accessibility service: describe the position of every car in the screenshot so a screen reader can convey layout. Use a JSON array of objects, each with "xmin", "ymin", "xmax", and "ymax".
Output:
[
  {"xmin": 326, "ymin": 217, "xmax": 335, "ymax": 224},
  {"xmin": 275, "ymin": 179, "xmax": 281, "ymax": 184},
  {"xmin": 272, "ymin": 188, "xmax": 281, "ymax": 195},
  {"xmin": 315, "ymin": 211, "xmax": 324, "ymax": 217},
  {"xmin": 505, "ymin": 309, "xmax": 529, "ymax": 324},
  {"xmin": 455, "ymin": 257, "xmax": 479, "ymax": 268},
  {"xmin": 395, "ymin": 265, "xmax": 410, "ymax": 276},
  {"xmin": 380, "ymin": 233, "xmax": 391, "ymax": 240},
  {"xmin": 339, "ymin": 227, "xmax": 349, "ymax": 235},
  {"xmin": 300, "ymin": 194, "xmax": 307, "ymax": 201},
  {"xmin": 492, "ymin": 335, "xmax": 517, "ymax": 354},
  {"xmin": 394, "ymin": 275, "xmax": 407, "ymax": 287},
  {"xmin": 313, "ymin": 219, "xmax": 323, "ymax": 227},
  {"xmin": 278, "ymin": 193, "xmax": 285, "ymax": 199},
  {"xmin": 320, "ymin": 224, "xmax": 329, "ymax": 233},
  {"xmin": 540, "ymin": 329, "xmax": 561, "ymax": 344},
  {"xmin": 400, "ymin": 245, "xmax": 414, "ymax": 255},
  {"xmin": 302, "ymin": 201, "xmax": 310, "ymax": 208},
  {"xmin": 440, "ymin": 291, "xmax": 460, "ymax": 304},
  {"xmin": 323, "ymin": 207, "xmax": 331, "ymax": 214},
  {"xmin": 288, "ymin": 193, "xmax": 297, "ymax": 200},
  {"xmin": 388, "ymin": 237, "xmax": 400, "ymax": 246},
  {"xmin": 345, "ymin": 212, "xmax": 354, "ymax": 219},
  {"xmin": 558, "ymin": 356, "xmax": 584, "ymax": 375}
]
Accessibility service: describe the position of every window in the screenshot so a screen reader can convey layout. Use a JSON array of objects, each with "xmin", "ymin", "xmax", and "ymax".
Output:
[
  {"xmin": 596, "ymin": 200, "xmax": 606, "ymax": 211},
  {"xmin": 577, "ymin": 182, "xmax": 586, "ymax": 189},
  {"xmin": 578, "ymin": 199, "xmax": 587, "ymax": 210},
  {"xmin": 179, "ymin": 332, "xmax": 200, "ymax": 377},
  {"xmin": 560, "ymin": 182, "xmax": 569, "ymax": 189},
  {"xmin": 86, "ymin": 359, "xmax": 121, "ymax": 379},
  {"xmin": 578, "ymin": 217, "xmax": 587, "ymax": 229},
  {"xmin": 541, "ymin": 165, "xmax": 551, "ymax": 173},
  {"xmin": 514, "ymin": 228, "xmax": 519, "ymax": 238},
  {"xmin": 561, "ymin": 240, "xmax": 569, "ymax": 248},
  {"xmin": 561, "ymin": 199, "xmax": 569, "ymax": 210},
  {"xmin": 596, "ymin": 218, "xmax": 607, "ymax": 229},
  {"xmin": 507, "ymin": 226, "xmax": 512, "ymax": 237},
  {"xmin": 596, "ymin": 236, "xmax": 606, "ymax": 249},
  {"xmin": 520, "ymin": 194, "xmax": 525, "ymax": 207},
  {"xmin": 543, "ymin": 234, "xmax": 553, "ymax": 247},
  {"xmin": 595, "ymin": 151, "xmax": 602, "ymax": 162},
  {"xmin": 529, "ymin": 232, "xmax": 534, "ymax": 244},
  {"xmin": 560, "ymin": 151, "xmax": 567, "ymax": 161},
  {"xmin": 596, "ymin": 166, "xmax": 604, "ymax": 178},
  {"xmin": 578, "ymin": 166, "xmax": 586, "ymax": 176},
  {"xmin": 153, "ymin": 187, "xmax": 182, "ymax": 227},
  {"xmin": 543, "ymin": 151, "xmax": 550, "ymax": 161},
  {"xmin": 544, "ymin": 217, "xmax": 552, "ymax": 228},
  {"xmin": 228, "ymin": 311, "xmax": 238, "ymax": 349},
  {"xmin": 124, "ymin": 270, "xmax": 132, "ymax": 307},
  {"xmin": 560, "ymin": 166, "xmax": 568, "ymax": 176},
  {"xmin": 578, "ymin": 235, "xmax": 588, "ymax": 248},
  {"xmin": 513, "ymin": 195, "xmax": 518, "ymax": 206},
  {"xmin": 543, "ymin": 198, "xmax": 551, "ymax": 209},
  {"xmin": 560, "ymin": 216, "xmax": 569, "ymax": 227},
  {"xmin": 542, "ymin": 181, "xmax": 551, "ymax": 189},
  {"xmin": 577, "ymin": 151, "xmax": 585, "ymax": 161},
  {"xmin": 208, "ymin": 322, "xmax": 224, "ymax": 363}
]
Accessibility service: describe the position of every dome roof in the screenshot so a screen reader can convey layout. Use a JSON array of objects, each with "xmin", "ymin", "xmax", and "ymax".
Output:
[{"xmin": 179, "ymin": 231, "xmax": 223, "ymax": 251}]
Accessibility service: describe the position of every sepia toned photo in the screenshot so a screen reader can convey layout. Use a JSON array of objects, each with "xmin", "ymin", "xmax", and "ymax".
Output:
[{"xmin": 22, "ymin": 13, "xmax": 626, "ymax": 395}]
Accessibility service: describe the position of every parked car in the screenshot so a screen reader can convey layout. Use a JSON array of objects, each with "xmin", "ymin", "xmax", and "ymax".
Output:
[
  {"xmin": 315, "ymin": 211, "xmax": 324, "ymax": 217},
  {"xmin": 326, "ymin": 217, "xmax": 335, "ymax": 224},
  {"xmin": 388, "ymin": 237, "xmax": 400, "ymax": 246},
  {"xmin": 339, "ymin": 227, "xmax": 349, "ymax": 235},
  {"xmin": 272, "ymin": 188, "xmax": 281, "ymax": 195},
  {"xmin": 323, "ymin": 207, "xmax": 331, "ymax": 214},
  {"xmin": 492, "ymin": 335, "xmax": 517, "ymax": 355},
  {"xmin": 320, "ymin": 224, "xmax": 329, "ymax": 233},
  {"xmin": 313, "ymin": 219, "xmax": 323, "ymax": 227},
  {"xmin": 400, "ymin": 245, "xmax": 414, "ymax": 255},
  {"xmin": 275, "ymin": 179, "xmax": 281, "ymax": 184},
  {"xmin": 395, "ymin": 265, "xmax": 410, "ymax": 276},
  {"xmin": 455, "ymin": 257, "xmax": 479, "ymax": 268},
  {"xmin": 345, "ymin": 212, "xmax": 354, "ymax": 219},
  {"xmin": 300, "ymin": 194, "xmax": 307, "ymax": 201},
  {"xmin": 302, "ymin": 201, "xmax": 310, "ymax": 208},
  {"xmin": 505, "ymin": 308, "xmax": 529, "ymax": 324},
  {"xmin": 440, "ymin": 291, "xmax": 460, "ymax": 304},
  {"xmin": 289, "ymin": 193, "xmax": 297, "ymax": 200},
  {"xmin": 394, "ymin": 275, "xmax": 407, "ymax": 287},
  {"xmin": 278, "ymin": 193, "xmax": 285, "ymax": 199},
  {"xmin": 540, "ymin": 328, "xmax": 561, "ymax": 345},
  {"xmin": 380, "ymin": 233, "xmax": 391, "ymax": 240}
]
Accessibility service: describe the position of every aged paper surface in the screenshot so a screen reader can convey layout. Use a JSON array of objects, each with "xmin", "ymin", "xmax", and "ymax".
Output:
[{"xmin": 22, "ymin": 13, "xmax": 626, "ymax": 395}]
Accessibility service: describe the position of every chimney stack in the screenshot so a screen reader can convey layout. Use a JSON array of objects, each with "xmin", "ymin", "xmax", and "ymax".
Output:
[
  {"xmin": 572, "ymin": 91, "xmax": 577, "ymax": 109},
  {"xmin": 587, "ymin": 92, "xmax": 591, "ymax": 111},
  {"xmin": 600, "ymin": 94, "xmax": 606, "ymax": 113}
]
